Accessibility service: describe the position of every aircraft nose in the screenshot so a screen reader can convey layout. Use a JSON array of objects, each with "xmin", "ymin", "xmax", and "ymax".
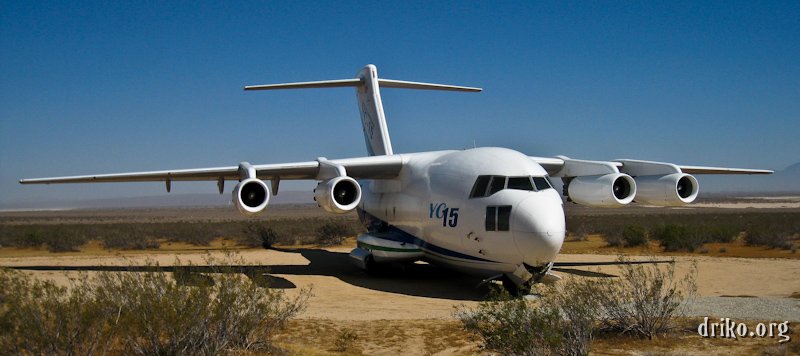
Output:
[{"xmin": 512, "ymin": 194, "xmax": 565, "ymax": 266}]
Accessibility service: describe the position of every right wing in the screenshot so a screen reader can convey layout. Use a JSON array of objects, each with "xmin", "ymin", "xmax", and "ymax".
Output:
[
  {"xmin": 529, "ymin": 156, "xmax": 773, "ymax": 177},
  {"xmin": 529, "ymin": 155, "xmax": 772, "ymax": 207}
]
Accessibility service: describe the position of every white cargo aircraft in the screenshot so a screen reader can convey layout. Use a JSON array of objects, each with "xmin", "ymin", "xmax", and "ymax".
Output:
[{"xmin": 21, "ymin": 65, "xmax": 771, "ymax": 293}]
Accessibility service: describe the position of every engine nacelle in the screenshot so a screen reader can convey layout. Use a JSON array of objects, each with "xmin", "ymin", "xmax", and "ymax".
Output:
[
  {"xmin": 634, "ymin": 173, "xmax": 698, "ymax": 206},
  {"xmin": 568, "ymin": 173, "xmax": 636, "ymax": 208},
  {"xmin": 314, "ymin": 176, "xmax": 362, "ymax": 214},
  {"xmin": 232, "ymin": 178, "xmax": 270, "ymax": 216}
]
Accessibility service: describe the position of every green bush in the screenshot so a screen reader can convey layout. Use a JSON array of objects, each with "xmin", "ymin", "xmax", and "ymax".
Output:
[
  {"xmin": 456, "ymin": 280, "xmax": 601, "ymax": 355},
  {"xmin": 457, "ymin": 256, "xmax": 697, "ymax": 352},
  {"xmin": 700, "ymin": 225, "xmax": 739, "ymax": 243},
  {"xmin": 593, "ymin": 256, "xmax": 696, "ymax": 339},
  {"xmin": 456, "ymin": 290, "xmax": 565, "ymax": 355},
  {"xmin": 621, "ymin": 225, "xmax": 648, "ymax": 247},
  {"xmin": 315, "ymin": 221, "xmax": 356, "ymax": 246},
  {"xmin": 601, "ymin": 225, "xmax": 648, "ymax": 248},
  {"xmin": 651, "ymin": 224, "xmax": 704, "ymax": 252},
  {"xmin": 99, "ymin": 226, "xmax": 160, "ymax": 250},
  {"xmin": 241, "ymin": 223, "xmax": 282, "ymax": 248},
  {"xmin": 0, "ymin": 254, "xmax": 311, "ymax": 355},
  {"xmin": 745, "ymin": 225, "xmax": 794, "ymax": 250}
]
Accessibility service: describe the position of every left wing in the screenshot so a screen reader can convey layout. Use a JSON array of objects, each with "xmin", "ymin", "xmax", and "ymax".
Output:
[{"xmin": 20, "ymin": 155, "xmax": 404, "ymax": 192}]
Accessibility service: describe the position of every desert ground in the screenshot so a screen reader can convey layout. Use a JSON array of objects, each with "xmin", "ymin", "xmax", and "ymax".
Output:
[{"xmin": 1, "ymin": 200, "xmax": 799, "ymax": 355}]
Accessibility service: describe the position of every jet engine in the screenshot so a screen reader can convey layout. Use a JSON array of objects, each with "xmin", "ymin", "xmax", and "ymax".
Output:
[
  {"xmin": 314, "ymin": 176, "xmax": 362, "ymax": 214},
  {"xmin": 232, "ymin": 178, "xmax": 270, "ymax": 216},
  {"xmin": 567, "ymin": 173, "xmax": 636, "ymax": 208},
  {"xmin": 634, "ymin": 173, "xmax": 698, "ymax": 206}
]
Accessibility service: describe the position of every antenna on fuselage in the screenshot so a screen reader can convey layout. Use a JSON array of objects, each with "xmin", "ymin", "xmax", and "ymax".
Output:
[{"xmin": 244, "ymin": 64, "xmax": 482, "ymax": 156}]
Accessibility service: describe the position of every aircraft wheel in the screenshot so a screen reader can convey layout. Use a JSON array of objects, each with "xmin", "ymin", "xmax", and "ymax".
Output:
[
  {"xmin": 501, "ymin": 275, "xmax": 532, "ymax": 297},
  {"xmin": 363, "ymin": 255, "xmax": 386, "ymax": 276}
]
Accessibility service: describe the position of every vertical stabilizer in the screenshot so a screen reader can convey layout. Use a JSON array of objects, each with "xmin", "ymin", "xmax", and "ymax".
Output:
[
  {"xmin": 356, "ymin": 65, "xmax": 393, "ymax": 156},
  {"xmin": 244, "ymin": 65, "xmax": 481, "ymax": 157}
]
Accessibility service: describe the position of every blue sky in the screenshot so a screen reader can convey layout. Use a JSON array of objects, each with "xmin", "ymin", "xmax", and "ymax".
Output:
[{"xmin": 2, "ymin": 1, "xmax": 798, "ymax": 204}]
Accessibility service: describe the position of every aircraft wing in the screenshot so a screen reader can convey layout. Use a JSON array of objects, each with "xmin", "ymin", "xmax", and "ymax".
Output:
[
  {"xmin": 529, "ymin": 156, "xmax": 773, "ymax": 177},
  {"xmin": 19, "ymin": 155, "xmax": 404, "ymax": 187}
]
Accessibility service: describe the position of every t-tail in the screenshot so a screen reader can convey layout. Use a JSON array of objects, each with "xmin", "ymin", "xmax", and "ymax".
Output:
[{"xmin": 244, "ymin": 64, "xmax": 481, "ymax": 156}]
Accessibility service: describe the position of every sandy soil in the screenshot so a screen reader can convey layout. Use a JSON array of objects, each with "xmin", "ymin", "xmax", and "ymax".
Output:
[{"xmin": 2, "ymin": 247, "xmax": 798, "ymax": 321}]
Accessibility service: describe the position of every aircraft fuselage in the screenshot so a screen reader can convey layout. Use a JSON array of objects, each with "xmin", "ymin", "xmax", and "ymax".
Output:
[{"xmin": 357, "ymin": 147, "xmax": 566, "ymax": 281}]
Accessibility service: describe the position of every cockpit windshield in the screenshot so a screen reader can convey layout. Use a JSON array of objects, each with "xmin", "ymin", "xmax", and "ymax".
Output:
[{"xmin": 469, "ymin": 175, "xmax": 553, "ymax": 198}]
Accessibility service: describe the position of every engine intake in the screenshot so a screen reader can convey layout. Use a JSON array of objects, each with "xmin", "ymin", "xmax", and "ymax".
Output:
[
  {"xmin": 634, "ymin": 173, "xmax": 698, "ymax": 206},
  {"xmin": 232, "ymin": 178, "xmax": 270, "ymax": 216},
  {"xmin": 567, "ymin": 173, "xmax": 636, "ymax": 208},
  {"xmin": 314, "ymin": 176, "xmax": 362, "ymax": 214}
]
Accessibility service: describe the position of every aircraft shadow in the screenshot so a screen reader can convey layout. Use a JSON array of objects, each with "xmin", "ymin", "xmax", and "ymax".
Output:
[
  {"xmin": 552, "ymin": 267, "xmax": 617, "ymax": 278},
  {"xmin": 6, "ymin": 248, "xmax": 491, "ymax": 301}
]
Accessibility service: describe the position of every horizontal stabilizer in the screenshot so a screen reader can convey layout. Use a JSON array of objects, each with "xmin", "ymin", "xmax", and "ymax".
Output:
[
  {"xmin": 244, "ymin": 78, "xmax": 362, "ymax": 91},
  {"xmin": 244, "ymin": 78, "xmax": 482, "ymax": 92},
  {"xmin": 377, "ymin": 79, "xmax": 482, "ymax": 92}
]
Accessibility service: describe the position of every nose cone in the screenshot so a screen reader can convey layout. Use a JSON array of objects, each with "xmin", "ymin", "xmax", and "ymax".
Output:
[{"xmin": 512, "ymin": 195, "xmax": 565, "ymax": 266}]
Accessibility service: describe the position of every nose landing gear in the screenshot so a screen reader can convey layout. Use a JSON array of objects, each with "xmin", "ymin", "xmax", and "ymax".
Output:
[{"xmin": 501, "ymin": 262, "xmax": 558, "ymax": 296}]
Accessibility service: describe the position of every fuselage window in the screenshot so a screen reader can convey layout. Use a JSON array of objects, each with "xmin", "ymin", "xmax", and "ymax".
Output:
[
  {"xmin": 485, "ymin": 205, "xmax": 512, "ymax": 231},
  {"xmin": 533, "ymin": 177, "xmax": 552, "ymax": 191},
  {"xmin": 497, "ymin": 206, "xmax": 511, "ymax": 231},
  {"xmin": 507, "ymin": 177, "xmax": 534, "ymax": 191},
  {"xmin": 470, "ymin": 175, "xmax": 492, "ymax": 198},
  {"xmin": 485, "ymin": 206, "xmax": 496, "ymax": 231}
]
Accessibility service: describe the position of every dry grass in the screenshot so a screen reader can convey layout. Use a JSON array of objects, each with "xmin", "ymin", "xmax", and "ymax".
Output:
[
  {"xmin": 592, "ymin": 317, "xmax": 799, "ymax": 356},
  {"xmin": 560, "ymin": 234, "xmax": 800, "ymax": 259},
  {"xmin": 275, "ymin": 319, "xmax": 478, "ymax": 355},
  {"xmin": 274, "ymin": 317, "xmax": 797, "ymax": 355}
]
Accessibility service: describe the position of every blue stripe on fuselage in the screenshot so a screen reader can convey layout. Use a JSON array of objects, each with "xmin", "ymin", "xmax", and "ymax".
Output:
[{"xmin": 374, "ymin": 224, "xmax": 497, "ymax": 264}]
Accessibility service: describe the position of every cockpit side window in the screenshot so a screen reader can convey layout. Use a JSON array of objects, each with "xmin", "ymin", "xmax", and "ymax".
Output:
[
  {"xmin": 507, "ymin": 177, "xmax": 534, "ymax": 191},
  {"xmin": 470, "ymin": 175, "xmax": 492, "ymax": 199},
  {"xmin": 533, "ymin": 177, "xmax": 552, "ymax": 191},
  {"xmin": 488, "ymin": 176, "xmax": 506, "ymax": 195},
  {"xmin": 470, "ymin": 175, "xmax": 553, "ymax": 198}
]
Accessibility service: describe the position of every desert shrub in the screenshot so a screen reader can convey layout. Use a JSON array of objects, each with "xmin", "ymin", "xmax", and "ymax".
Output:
[
  {"xmin": 700, "ymin": 225, "xmax": 739, "ymax": 243},
  {"xmin": 0, "ymin": 226, "xmax": 89, "ymax": 252},
  {"xmin": 567, "ymin": 222, "xmax": 590, "ymax": 241},
  {"xmin": 745, "ymin": 225, "xmax": 794, "ymax": 250},
  {"xmin": 651, "ymin": 224, "xmax": 704, "ymax": 252},
  {"xmin": 15, "ymin": 231, "xmax": 47, "ymax": 248},
  {"xmin": 333, "ymin": 328, "xmax": 359, "ymax": 352},
  {"xmin": 456, "ymin": 290, "xmax": 563, "ymax": 355},
  {"xmin": 156, "ymin": 223, "xmax": 217, "ymax": 246},
  {"xmin": 44, "ymin": 227, "xmax": 89, "ymax": 252},
  {"xmin": 240, "ymin": 223, "xmax": 282, "ymax": 248},
  {"xmin": 456, "ymin": 280, "xmax": 601, "ymax": 355},
  {"xmin": 593, "ymin": 256, "xmax": 697, "ymax": 339},
  {"xmin": 0, "ymin": 254, "xmax": 311, "ymax": 355},
  {"xmin": 315, "ymin": 221, "xmax": 356, "ymax": 246},
  {"xmin": 99, "ymin": 226, "xmax": 160, "ymax": 250},
  {"xmin": 0, "ymin": 269, "xmax": 113, "ymax": 354},
  {"xmin": 601, "ymin": 225, "xmax": 648, "ymax": 248},
  {"xmin": 621, "ymin": 225, "xmax": 648, "ymax": 247},
  {"xmin": 601, "ymin": 231, "xmax": 624, "ymax": 247}
]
